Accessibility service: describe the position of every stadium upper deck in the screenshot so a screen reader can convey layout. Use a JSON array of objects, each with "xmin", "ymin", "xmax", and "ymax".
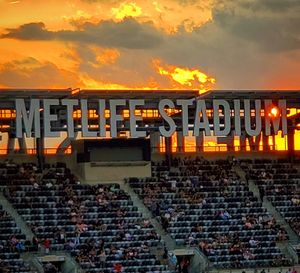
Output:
[{"xmin": 0, "ymin": 89, "xmax": 299, "ymax": 155}]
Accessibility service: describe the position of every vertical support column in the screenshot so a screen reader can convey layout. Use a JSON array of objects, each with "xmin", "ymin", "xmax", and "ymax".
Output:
[
  {"xmin": 177, "ymin": 131, "xmax": 184, "ymax": 153},
  {"xmin": 250, "ymin": 134, "xmax": 261, "ymax": 151},
  {"xmin": 165, "ymin": 136, "xmax": 172, "ymax": 168},
  {"xmin": 240, "ymin": 131, "xmax": 247, "ymax": 151},
  {"xmin": 36, "ymin": 136, "xmax": 45, "ymax": 170},
  {"xmin": 217, "ymin": 132, "xmax": 234, "ymax": 151},
  {"xmin": 18, "ymin": 134, "xmax": 27, "ymax": 154},
  {"xmin": 7, "ymin": 133, "xmax": 15, "ymax": 155},
  {"xmin": 150, "ymin": 131, "xmax": 160, "ymax": 153},
  {"xmin": 287, "ymin": 121, "xmax": 295, "ymax": 162},
  {"xmin": 262, "ymin": 132, "xmax": 270, "ymax": 151},
  {"xmin": 247, "ymin": 135, "xmax": 261, "ymax": 151},
  {"xmin": 195, "ymin": 132, "xmax": 204, "ymax": 152},
  {"xmin": 272, "ymin": 135, "xmax": 276, "ymax": 150}
]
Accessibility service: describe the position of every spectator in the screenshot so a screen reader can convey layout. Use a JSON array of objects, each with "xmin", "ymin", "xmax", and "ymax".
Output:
[
  {"xmin": 44, "ymin": 238, "xmax": 51, "ymax": 254},
  {"xmin": 259, "ymin": 187, "xmax": 265, "ymax": 200},
  {"xmin": 15, "ymin": 240, "xmax": 25, "ymax": 252},
  {"xmin": 32, "ymin": 236, "xmax": 39, "ymax": 251},
  {"xmin": 99, "ymin": 250, "xmax": 107, "ymax": 267},
  {"xmin": 114, "ymin": 262, "xmax": 122, "ymax": 273}
]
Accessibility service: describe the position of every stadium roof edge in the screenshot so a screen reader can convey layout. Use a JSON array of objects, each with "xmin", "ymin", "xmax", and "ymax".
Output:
[{"xmin": 0, "ymin": 88, "xmax": 299, "ymax": 100}]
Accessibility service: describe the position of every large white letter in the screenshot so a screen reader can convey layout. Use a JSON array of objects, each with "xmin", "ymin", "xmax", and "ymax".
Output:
[
  {"xmin": 234, "ymin": 100, "xmax": 241, "ymax": 136},
  {"xmin": 43, "ymin": 99, "xmax": 60, "ymax": 138},
  {"xmin": 62, "ymin": 99, "xmax": 78, "ymax": 138},
  {"xmin": 81, "ymin": 99, "xmax": 97, "ymax": 137},
  {"xmin": 159, "ymin": 99, "xmax": 176, "ymax": 137},
  {"xmin": 129, "ymin": 99, "xmax": 146, "ymax": 138},
  {"xmin": 98, "ymin": 99, "xmax": 106, "ymax": 137},
  {"xmin": 213, "ymin": 99, "xmax": 231, "ymax": 137},
  {"xmin": 110, "ymin": 99, "xmax": 126, "ymax": 138},
  {"xmin": 16, "ymin": 99, "xmax": 40, "ymax": 138},
  {"xmin": 244, "ymin": 99, "xmax": 262, "ymax": 137},
  {"xmin": 264, "ymin": 100, "xmax": 287, "ymax": 136},
  {"xmin": 177, "ymin": 99, "xmax": 194, "ymax": 137},
  {"xmin": 193, "ymin": 100, "xmax": 210, "ymax": 136}
]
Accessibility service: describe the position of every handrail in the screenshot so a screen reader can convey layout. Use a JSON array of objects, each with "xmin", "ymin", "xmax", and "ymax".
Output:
[
  {"xmin": 0, "ymin": 144, "xmax": 296, "ymax": 154},
  {"xmin": 0, "ymin": 148, "xmax": 72, "ymax": 155},
  {"xmin": 153, "ymin": 144, "xmax": 280, "ymax": 153}
]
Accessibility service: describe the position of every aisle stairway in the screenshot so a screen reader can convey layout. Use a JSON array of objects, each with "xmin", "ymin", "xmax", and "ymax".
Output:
[
  {"xmin": 0, "ymin": 191, "xmax": 35, "ymax": 241},
  {"xmin": 234, "ymin": 165, "xmax": 299, "ymax": 264},
  {"xmin": 0, "ymin": 190, "xmax": 85, "ymax": 273},
  {"xmin": 120, "ymin": 181, "xmax": 209, "ymax": 273}
]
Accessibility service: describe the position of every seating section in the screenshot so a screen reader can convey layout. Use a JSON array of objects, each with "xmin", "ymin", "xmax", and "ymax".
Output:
[
  {"xmin": 0, "ymin": 159, "xmax": 298, "ymax": 271},
  {"xmin": 0, "ymin": 162, "xmax": 41, "ymax": 186},
  {"xmin": 5, "ymin": 167, "xmax": 174, "ymax": 273},
  {"xmin": 128, "ymin": 158, "xmax": 291, "ymax": 269},
  {"xmin": 0, "ymin": 205, "xmax": 34, "ymax": 273},
  {"xmin": 243, "ymin": 159, "xmax": 300, "ymax": 237}
]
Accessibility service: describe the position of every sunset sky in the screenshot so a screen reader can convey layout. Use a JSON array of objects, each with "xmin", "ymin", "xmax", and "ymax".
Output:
[{"xmin": 0, "ymin": 0, "xmax": 299, "ymax": 90}]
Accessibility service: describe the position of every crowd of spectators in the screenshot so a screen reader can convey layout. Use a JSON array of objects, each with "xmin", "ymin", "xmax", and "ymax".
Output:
[
  {"xmin": 3, "ymin": 163, "xmax": 172, "ymax": 273},
  {"xmin": 0, "ymin": 158, "xmax": 298, "ymax": 272},
  {"xmin": 0, "ymin": 160, "xmax": 41, "ymax": 186},
  {"xmin": 129, "ymin": 157, "xmax": 291, "ymax": 269},
  {"xmin": 0, "ymin": 205, "xmax": 35, "ymax": 272},
  {"xmin": 244, "ymin": 160, "xmax": 300, "ymax": 237}
]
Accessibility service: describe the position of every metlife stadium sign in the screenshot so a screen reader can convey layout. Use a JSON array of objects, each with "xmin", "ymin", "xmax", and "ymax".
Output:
[{"xmin": 14, "ymin": 98, "xmax": 287, "ymax": 138}]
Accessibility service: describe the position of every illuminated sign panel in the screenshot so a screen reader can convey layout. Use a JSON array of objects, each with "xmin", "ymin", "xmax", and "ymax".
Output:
[{"xmin": 15, "ymin": 99, "xmax": 287, "ymax": 138}]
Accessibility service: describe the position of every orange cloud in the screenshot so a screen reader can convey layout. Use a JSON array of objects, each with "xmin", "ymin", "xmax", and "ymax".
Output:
[
  {"xmin": 79, "ymin": 74, "xmax": 130, "ymax": 89},
  {"xmin": 153, "ymin": 59, "xmax": 216, "ymax": 93},
  {"xmin": 111, "ymin": 2, "xmax": 142, "ymax": 20},
  {"xmin": 95, "ymin": 48, "xmax": 120, "ymax": 65}
]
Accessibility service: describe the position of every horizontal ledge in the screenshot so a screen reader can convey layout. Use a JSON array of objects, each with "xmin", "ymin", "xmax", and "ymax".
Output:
[{"xmin": 89, "ymin": 161, "xmax": 150, "ymax": 167}]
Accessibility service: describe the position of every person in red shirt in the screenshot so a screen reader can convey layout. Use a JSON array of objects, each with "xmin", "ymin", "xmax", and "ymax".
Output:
[
  {"xmin": 44, "ymin": 238, "xmax": 51, "ymax": 254},
  {"xmin": 114, "ymin": 263, "xmax": 122, "ymax": 273}
]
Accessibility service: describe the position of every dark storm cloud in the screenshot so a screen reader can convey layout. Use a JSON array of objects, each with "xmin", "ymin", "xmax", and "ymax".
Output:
[
  {"xmin": 240, "ymin": 0, "xmax": 300, "ymax": 12},
  {"xmin": 0, "ymin": 58, "xmax": 81, "ymax": 88},
  {"xmin": 1, "ymin": 18, "xmax": 164, "ymax": 49},
  {"xmin": 212, "ymin": 0, "xmax": 300, "ymax": 52},
  {"xmin": 2, "ymin": 22, "xmax": 54, "ymax": 40},
  {"xmin": 2, "ymin": 0, "xmax": 299, "ymax": 53}
]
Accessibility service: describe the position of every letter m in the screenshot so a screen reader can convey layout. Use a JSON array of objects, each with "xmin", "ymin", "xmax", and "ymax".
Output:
[{"xmin": 16, "ymin": 99, "xmax": 41, "ymax": 138}]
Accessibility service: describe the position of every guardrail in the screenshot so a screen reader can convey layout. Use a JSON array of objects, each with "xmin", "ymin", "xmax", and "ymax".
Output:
[
  {"xmin": 153, "ymin": 144, "xmax": 279, "ymax": 153},
  {"xmin": 0, "ymin": 148, "xmax": 72, "ymax": 155},
  {"xmin": 0, "ymin": 144, "xmax": 293, "ymax": 155}
]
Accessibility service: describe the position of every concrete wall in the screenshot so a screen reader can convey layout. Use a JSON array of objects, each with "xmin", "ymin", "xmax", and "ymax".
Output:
[{"xmin": 78, "ymin": 161, "xmax": 151, "ymax": 182}]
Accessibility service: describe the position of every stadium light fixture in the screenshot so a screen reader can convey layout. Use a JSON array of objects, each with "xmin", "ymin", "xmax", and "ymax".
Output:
[{"xmin": 268, "ymin": 106, "xmax": 280, "ymax": 118}]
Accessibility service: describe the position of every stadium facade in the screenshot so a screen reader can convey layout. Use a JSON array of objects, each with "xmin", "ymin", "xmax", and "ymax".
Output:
[{"xmin": 0, "ymin": 89, "xmax": 299, "ymax": 156}]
